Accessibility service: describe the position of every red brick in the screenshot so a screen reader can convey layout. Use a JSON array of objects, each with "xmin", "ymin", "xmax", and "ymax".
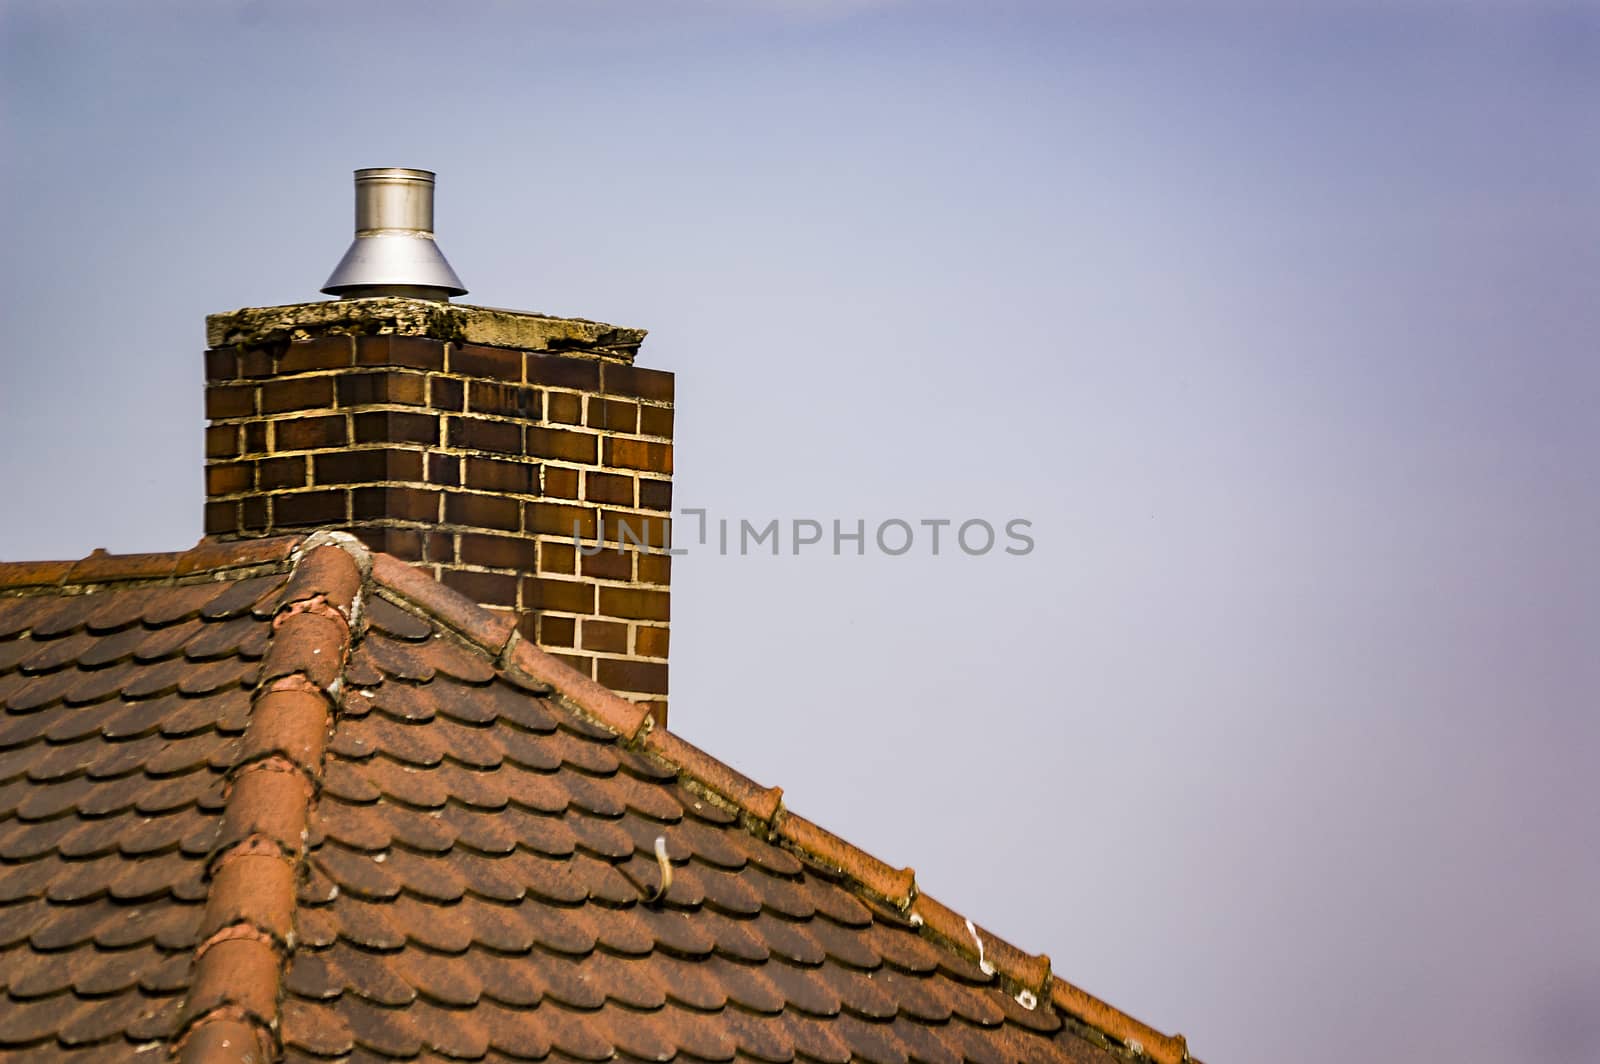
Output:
[
  {"xmin": 205, "ymin": 425, "xmax": 240, "ymax": 459},
  {"xmin": 581, "ymin": 549, "xmax": 633, "ymax": 582},
  {"xmin": 635, "ymin": 625, "xmax": 670, "ymax": 658},
  {"xmin": 526, "ymin": 427, "xmax": 598, "ymax": 464},
  {"xmin": 206, "ymin": 384, "xmax": 255, "ymax": 419},
  {"xmin": 525, "ymin": 352, "xmax": 600, "ymax": 390},
  {"xmin": 584, "ymin": 471, "xmax": 634, "ymax": 506},
  {"xmin": 279, "ymin": 335, "xmax": 353, "ymax": 373},
  {"xmin": 276, "ymin": 414, "xmax": 348, "ymax": 451},
  {"xmin": 447, "ymin": 416, "xmax": 522, "ymax": 455},
  {"xmin": 336, "ymin": 371, "xmax": 427, "ymax": 407},
  {"xmin": 353, "ymin": 410, "xmax": 438, "ymax": 445},
  {"xmin": 430, "ymin": 375, "xmax": 465, "ymax": 411},
  {"xmin": 639, "ymin": 405, "xmax": 674, "ymax": 438},
  {"xmin": 527, "ymin": 502, "xmax": 598, "ymax": 539},
  {"xmin": 596, "ymin": 657, "xmax": 668, "ymax": 695},
  {"xmin": 469, "ymin": 380, "xmax": 541, "ymax": 418},
  {"xmin": 244, "ymin": 422, "xmax": 268, "ymax": 454},
  {"xmin": 354, "ymin": 526, "xmax": 424, "ymax": 561},
  {"xmin": 580, "ymin": 619, "xmax": 628, "ymax": 653},
  {"xmin": 261, "ymin": 376, "xmax": 334, "ymax": 415},
  {"xmin": 428, "ymin": 453, "xmax": 461, "ymax": 487},
  {"xmin": 446, "ymin": 491, "xmax": 521, "ymax": 531},
  {"xmin": 550, "ymin": 651, "xmax": 593, "ymax": 676},
  {"xmin": 441, "ymin": 567, "xmax": 520, "ymax": 605},
  {"xmin": 604, "ymin": 438, "xmax": 671, "ymax": 474},
  {"xmin": 604, "ymin": 511, "xmax": 670, "ymax": 550},
  {"xmin": 539, "ymin": 540, "xmax": 576, "ymax": 575},
  {"xmin": 539, "ymin": 615, "xmax": 576, "ymax": 647},
  {"xmin": 547, "ymin": 392, "xmax": 582, "ymax": 425},
  {"xmin": 601, "ymin": 363, "xmax": 673, "ymax": 402},
  {"xmin": 257, "ymin": 455, "xmax": 306, "ymax": 491},
  {"xmin": 204, "ymin": 500, "xmax": 236, "ymax": 534},
  {"xmin": 465, "ymin": 456, "xmax": 537, "ymax": 495},
  {"xmin": 274, "ymin": 490, "xmax": 347, "ymax": 525},
  {"xmin": 458, "ymin": 532, "xmax": 535, "ymax": 569},
  {"xmin": 450, "ymin": 342, "xmax": 521, "ymax": 380},
  {"xmin": 242, "ymin": 496, "xmax": 269, "ymax": 531},
  {"xmin": 523, "ymin": 577, "xmax": 595, "ymax": 614},
  {"xmin": 598, "ymin": 586, "xmax": 669, "ymax": 622},
  {"xmin": 204, "ymin": 348, "xmax": 238, "ymax": 382},
  {"xmin": 315, "ymin": 449, "xmax": 425, "ymax": 485},
  {"xmin": 638, "ymin": 477, "xmax": 671, "ymax": 512},
  {"xmin": 238, "ymin": 346, "xmax": 277, "ymax": 378},
  {"xmin": 543, "ymin": 466, "xmax": 580, "ymax": 499},
  {"xmin": 206, "ymin": 462, "xmax": 250, "ymax": 496},
  {"xmin": 637, "ymin": 552, "xmax": 671, "ymax": 586},
  {"xmin": 586, "ymin": 397, "xmax": 638, "ymax": 433},
  {"xmin": 351, "ymin": 486, "xmax": 440, "ymax": 523},
  {"xmin": 356, "ymin": 335, "xmax": 445, "ymax": 370}
]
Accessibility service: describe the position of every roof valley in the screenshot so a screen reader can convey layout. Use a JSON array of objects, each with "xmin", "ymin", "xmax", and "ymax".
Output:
[{"xmin": 168, "ymin": 533, "xmax": 368, "ymax": 1062}]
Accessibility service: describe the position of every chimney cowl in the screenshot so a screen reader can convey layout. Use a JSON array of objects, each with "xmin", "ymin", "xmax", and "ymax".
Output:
[{"xmin": 321, "ymin": 167, "xmax": 467, "ymax": 301}]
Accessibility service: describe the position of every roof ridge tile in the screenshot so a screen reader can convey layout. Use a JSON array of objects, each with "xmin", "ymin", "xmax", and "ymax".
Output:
[
  {"xmin": 0, "ymin": 535, "xmax": 303, "ymax": 594},
  {"xmin": 170, "ymin": 537, "xmax": 367, "ymax": 1062}
]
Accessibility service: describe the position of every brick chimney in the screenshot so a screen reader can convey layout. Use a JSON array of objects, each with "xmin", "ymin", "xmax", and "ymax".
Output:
[{"xmin": 200, "ymin": 171, "xmax": 674, "ymax": 717}]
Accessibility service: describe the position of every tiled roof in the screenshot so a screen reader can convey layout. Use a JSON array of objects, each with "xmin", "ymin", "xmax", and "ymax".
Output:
[{"xmin": 0, "ymin": 537, "xmax": 1193, "ymax": 1064}]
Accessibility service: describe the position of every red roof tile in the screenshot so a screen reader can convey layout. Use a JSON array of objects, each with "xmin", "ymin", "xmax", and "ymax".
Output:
[{"xmin": 0, "ymin": 538, "xmax": 1193, "ymax": 1064}]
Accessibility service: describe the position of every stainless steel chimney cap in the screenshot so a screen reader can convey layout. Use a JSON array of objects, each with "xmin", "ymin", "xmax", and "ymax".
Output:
[{"xmin": 322, "ymin": 167, "xmax": 467, "ymax": 300}]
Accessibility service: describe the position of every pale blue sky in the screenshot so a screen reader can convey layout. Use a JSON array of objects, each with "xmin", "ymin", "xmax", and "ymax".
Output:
[{"xmin": 3, "ymin": 3, "xmax": 1597, "ymax": 1061}]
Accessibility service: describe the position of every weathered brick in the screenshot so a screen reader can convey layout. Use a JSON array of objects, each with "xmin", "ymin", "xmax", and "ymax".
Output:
[
  {"xmin": 465, "ymin": 456, "xmax": 537, "ymax": 495},
  {"xmin": 315, "ymin": 449, "xmax": 425, "ymax": 485},
  {"xmin": 637, "ymin": 552, "xmax": 671, "ymax": 586},
  {"xmin": 539, "ymin": 540, "xmax": 576, "ymax": 575},
  {"xmin": 242, "ymin": 496, "xmax": 268, "ymax": 531},
  {"xmin": 581, "ymin": 549, "xmax": 633, "ymax": 582},
  {"xmin": 356, "ymin": 335, "xmax": 445, "ymax": 371},
  {"xmin": 348, "ymin": 486, "xmax": 438, "ymax": 523},
  {"xmin": 527, "ymin": 502, "xmax": 598, "ymax": 539},
  {"xmin": 239, "ymin": 346, "xmax": 277, "ymax": 379},
  {"xmin": 428, "ymin": 454, "xmax": 461, "ymax": 487},
  {"xmin": 604, "ymin": 438, "xmax": 671, "ymax": 474},
  {"xmin": 639, "ymin": 405, "xmax": 674, "ymax": 438},
  {"xmin": 458, "ymin": 532, "xmax": 535, "ymax": 569},
  {"xmin": 596, "ymin": 657, "xmax": 668, "ymax": 695},
  {"xmin": 206, "ymin": 463, "xmax": 250, "ymax": 496},
  {"xmin": 353, "ymin": 411, "xmax": 438, "ymax": 446},
  {"xmin": 638, "ymin": 477, "xmax": 671, "ymax": 511},
  {"xmin": 469, "ymin": 380, "xmax": 541, "ymax": 418},
  {"xmin": 540, "ymin": 615, "xmax": 576, "ymax": 648},
  {"xmin": 205, "ymin": 425, "xmax": 239, "ymax": 459},
  {"xmin": 206, "ymin": 384, "xmax": 255, "ymax": 419},
  {"xmin": 274, "ymin": 490, "xmax": 347, "ymax": 525},
  {"xmin": 446, "ymin": 491, "xmax": 521, "ymax": 531},
  {"xmin": 441, "ymin": 568, "xmax": 520, "ymax": 605},
  {"xmin": 261, "ymin": 377, "xmax": 334, "ymax": 415},
  {"xmin": 580, "ymin": 619, "xmax": 628, "ymax": 653},
  {"xmin": 635, "ymin": 625, "xmax": 670, "ymax": 658},
  {"xmin": 525, "ymin": 352, "xmax": 599, "ymax": 391},
  {"xmin": 448, "ymin": 417, "xmax": 522, "ymax": 455},
  {"xmin": 527, "ymin": 427, "xmax": 598, "ymax": 464},
  {"xmin": 276, "ymin": 414, "xmax": 348, "ymax": 451},
  {"xmin": 257, "ymin": 455, "xmax": 306, "ymax": 491},
  {"xmin": 204, "ymin": 500, "xmax": 236, "ymax": 535},
  {"xmin": 244, "ymin": 422, "xmax": 268, "ymax": 454},
  {"xmin": 430, "ymin": 376, "xmax": 465, "ymax": 411},
  {"xmin": 586, "ymin": 397, "xmax": 638, "ymax": 433},
  {"xmin": 598, "ymin": 586, "xmax": 669, "ymax": 622},
  {"xmin": 523, "ymin": 577, "xmax": 595, "ymax": 614},
  {"xmin": 585, "ymin": 471, "xmax": 634, "ymax": 506},
  {"xmin": 550, "ymin": 651, "xmax": 593, "ymax": 676},
  {"xmin": 278, "ymin": 336, "xmax": 353, "ymax": 373},
  {"xmin": 336, "ymin": 371, "xmax": 427, "ymax": 408},
  {"xmin": 543, "ymin": 466, "xmax": 580, "ymax": 500},
  {"xmin": 204, "ymin": 348, "xmax": 238, "ymax": 382},
  {"xmin": 546, "ymin": 392, "xmax": 582, "ymax": 425},
  {"xmin": 601, "ymin": 363, "xmax": 673, "ymax": 402},
  {"xmin": 603, "ymin": 511, "xmax": 670, "ymax": 550},
  {"xmin": 450, "ymin": 342, "xmax": 521, "ymax": 380}
]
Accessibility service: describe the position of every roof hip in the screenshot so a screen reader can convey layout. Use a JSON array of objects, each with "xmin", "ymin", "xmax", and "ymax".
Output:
[{"xmin": 168, "ymin": 533, "xmax": 369, "ymax": 1063}]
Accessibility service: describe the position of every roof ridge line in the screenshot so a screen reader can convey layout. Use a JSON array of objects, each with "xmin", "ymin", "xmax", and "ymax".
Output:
[
  {"xmin": 167, "ymin": 532, "xmax": 369, "ymax": 1063},
  {"xmin": 0, "ymin": 535, "xmax": 304, "ymax": 594},
  {"xmin": 365, "ymin": 551, "xmax": 1191, "ymax": 1063}
]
